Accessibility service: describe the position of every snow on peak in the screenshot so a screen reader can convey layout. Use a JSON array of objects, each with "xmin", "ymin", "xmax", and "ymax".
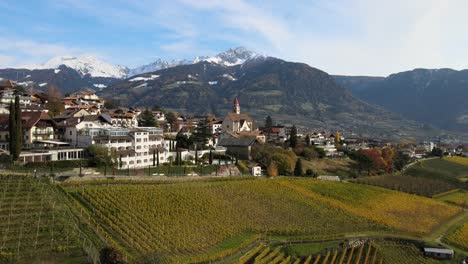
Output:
[
  {"xmin": 128, "ymin": 47, "xmax": 264, "ymax": 76},
  {"xmin": 127, "ymin": 59, "xmax": 191, "ymax": 77},
  {"xmin": 41, "ymin": 55, "xmax": 128, "ymax": 78}
]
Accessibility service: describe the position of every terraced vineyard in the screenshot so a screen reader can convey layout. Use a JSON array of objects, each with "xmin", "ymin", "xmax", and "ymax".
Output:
[
  {"xmin": 445, "ymin": 222, "xmax": 468, "ymax": 251},
  {"xmin": 0, "ymin": 175, "xmax": 92, "ymax": 263},
  {"xmin": 63, "ymin": 177, "xmax": 461, "ymax": 261},
  {"xmin": 238, "ymin": 240, "xmax": 383, "ymax": 264}
]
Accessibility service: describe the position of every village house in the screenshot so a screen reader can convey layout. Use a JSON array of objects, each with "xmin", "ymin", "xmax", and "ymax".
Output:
[{"xmin": 0, "ymin": 112, "xmax": 56, "ymax": 150}]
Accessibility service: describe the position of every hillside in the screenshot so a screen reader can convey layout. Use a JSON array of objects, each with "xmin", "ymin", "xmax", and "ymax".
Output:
[
  {"xmin": 101, "ymin": 58, "xmax": 435, "ymax": 140},
  {"xmin": 62, "ymin": 177, "xmax": 461, "ymax": 262},
  {"xmin": 336, "ymin": 69, "xmax": 468, "ymax": 133}
]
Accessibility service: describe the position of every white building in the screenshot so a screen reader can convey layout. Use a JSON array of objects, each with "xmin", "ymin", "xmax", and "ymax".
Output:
[{"xmin": 77, "ymin": 127, "xmax": 165, "ymax": 168}]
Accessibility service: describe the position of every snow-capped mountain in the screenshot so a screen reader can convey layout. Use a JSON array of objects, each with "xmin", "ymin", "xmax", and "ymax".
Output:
[
  {"xmin": 195, "ymin": 47, "xmax": 261, "ymax": 66},
  {"xmin": 38, "ymin": 56, "xmax": 129, "ymax": 78},
  {"xmin": 127, "ymin": 47, "xmax": 263, "ymax": 77},
  {"xmin": 6, "ymin": 47, "xmax": 262, "ymax": 79},
  {"xmin": 127, "ymin": 58, "xmax": 193, "ymax": 77}
]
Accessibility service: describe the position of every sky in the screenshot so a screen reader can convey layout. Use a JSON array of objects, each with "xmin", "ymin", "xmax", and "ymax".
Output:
[{"xmin": 1, "ymin": 0, "xmax": 468, "ymax": 76}]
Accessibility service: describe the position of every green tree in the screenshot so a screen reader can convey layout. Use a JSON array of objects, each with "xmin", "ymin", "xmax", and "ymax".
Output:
[
  {"xmin": 87, "ymin": 145, "xmax": 114, "ymax": 167},
  {"xmin": 99, "ymin": 247, "xmax": 126, "ymax": 264},
  {"xmin": 138, "ymin": 108, "xmax": 156, "ymax": 127},
  {"xmin": 289, "ymin": 125, "xmax": 298, "ymax": 148},
  {"xmin": 348, "ymin": 150, "xmax": 374, "ymax": 176},
  {"xmin": 175, "ymin": 130, "xmax": 192, "ymax": 149},
  {"xmin": 430, "ymin": 147, "xmax": 444, "ymax": 158},
  {"xmin": 294, "ymin": 158, "xmax": 303, "ymax": 176},
  {"xmin": 190, "ymin": 118, "xmax": 212, "ymax": 149},
  {"xmin": 265, "ymin": 115, "xmax": 273, "ymax": 129},
  {"xmin": 165, "ymin": 112, "xmax": 178, "ymax": 126},
  {"xmin": 305, "ymin": 134, "xmax": 311, "ymax": 147},
  {"xmin": 104, "ymin": 99, "xmax": 120, "ymax": 109},
  {"xmin": 393, "ymin": 151, "xmax": 410, "ymax": 171}
]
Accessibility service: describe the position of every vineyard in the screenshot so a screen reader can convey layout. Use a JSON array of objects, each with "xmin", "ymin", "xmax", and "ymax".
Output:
[
  {"xmin": 0, "ymin": 175, "xmax": 93, "ymax": 263},
  {"xmin": 405, "ymin": 158, "xmax": 468, "ymax": 186},
  {"xmin": 445, "ymin": 222, "xmax": 468, "ymax": 251},
  {"xmin": 237, "ymin": 240, "xmax": 383, "ymax": 264},
  {"xmin": 63, "ymin": 177, "xmax": 461, "ymax": 261},
  {"xmin": 373, "ymin": 240, "xmax": 440, "ymax": 264},
  {"xmin": 353, "ymin": 175, "xmax": 457, "ymax": 197},
  {"xmin": 436, "ymin": 190, "xmax": 467, "ymax": 208}
]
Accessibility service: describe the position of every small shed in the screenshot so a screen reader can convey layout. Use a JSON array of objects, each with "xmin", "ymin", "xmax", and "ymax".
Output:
[
  {"xmin": 423, "ymin": 248, "xmax": 454, "ymax": 260},
  {"xmin": 251, "ymin": 166, "xmax": 262, "ymax": 176},
  {"xmin": 317, "ymin": 175, "xmax": 341, "ymax": 182}
]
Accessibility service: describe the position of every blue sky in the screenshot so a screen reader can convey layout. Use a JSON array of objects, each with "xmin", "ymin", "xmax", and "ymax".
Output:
[{"xmin": 1, "ymin": 0, "xmax": 467, "ymax": 76}]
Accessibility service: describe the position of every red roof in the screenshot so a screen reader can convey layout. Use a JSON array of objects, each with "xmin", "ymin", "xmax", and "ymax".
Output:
[{"xmin": 0, "ymin": 112, "xmax": 53, "ymax": 131}]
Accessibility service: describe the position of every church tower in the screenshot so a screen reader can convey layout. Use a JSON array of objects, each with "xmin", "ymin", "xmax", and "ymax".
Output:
[{"xmin": 233, "ymin": 97, "xmax": 240, "ymax": 114}]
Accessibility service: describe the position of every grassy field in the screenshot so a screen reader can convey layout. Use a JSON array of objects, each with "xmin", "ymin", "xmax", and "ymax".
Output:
[
  {"xmin": 302, "ymin": 158, "xmax": 356, "ymax": 178},
  {"xmin": 0, "ymin": 175, "xmax": 94, "ymax": 263},
  {"xmin": 63, "ymin": 177, "xmax": 461, "ymax": 262}
]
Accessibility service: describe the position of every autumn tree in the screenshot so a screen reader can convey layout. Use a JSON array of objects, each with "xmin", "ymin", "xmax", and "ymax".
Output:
[
  {"xmin": 266, "ymin": 162, "xmax": 278, "ymax": 177},
  {"xmin": 334, "ymin": 130, "xmax": 341, "ymax": 145},
  {"xmin": 45, "ymin": 85, "xmax": 64, "ymax": 117}
]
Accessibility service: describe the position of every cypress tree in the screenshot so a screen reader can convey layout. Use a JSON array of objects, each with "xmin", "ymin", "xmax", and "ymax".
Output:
[
  {"xmin": 294, "ymin": 158, "xmax": 303, "ymax": 176},
  {"xmin": 156, "ymin": 151, "xmax": 160, "ymax": 167},
  {"xmin": 8, "ymin": 102, "xmax": 16, "ymax": 160},
  {"xmin": 209, "ymin": 149, "xmax": 213, "ymax": 165},
  {"xmin": 305, "ymin": 135, "xmax": 311, "ymax": 147},
  {"xmin": 14, "ymin": 95, "xmax": 22, "ymax": 159},
  {"xmin": 289, "ymin": 125, "xmax": 298, "ymax": 148}
]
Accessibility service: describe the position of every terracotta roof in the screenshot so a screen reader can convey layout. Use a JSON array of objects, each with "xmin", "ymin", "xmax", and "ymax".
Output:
[
  {"xmin": 0, "ymin": 80, "xmax": 15, "ymax": 88},
  {"xmin": 0, "ymin": 112, "xmax": 53, "ymax": 131}
]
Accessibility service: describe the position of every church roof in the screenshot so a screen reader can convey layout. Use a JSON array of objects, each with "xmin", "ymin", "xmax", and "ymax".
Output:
[
  {"xmin": 233, "ymin": 97, "xmax": 239, "ymax": 105},
  {"xmin": 225, "ymin": 112, "xmax": 253, "ymax": 122}
]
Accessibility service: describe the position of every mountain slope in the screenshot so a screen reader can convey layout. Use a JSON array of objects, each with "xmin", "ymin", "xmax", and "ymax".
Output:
[
  {"xmin": 0, "ymin": 65, "xmax": 120, "ymax": 94},
  {"xmin": 337, "ymin": 69, "xmax": 468, "ymax": 133},
  {"xmin": 102, "ymin": 58, "xmax": 435, "ymax": 139}
]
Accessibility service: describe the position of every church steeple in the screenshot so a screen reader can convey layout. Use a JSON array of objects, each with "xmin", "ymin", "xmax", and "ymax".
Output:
[{"xmin": 233, "ymin": 97, "xmax": 240, "ymax": 114}]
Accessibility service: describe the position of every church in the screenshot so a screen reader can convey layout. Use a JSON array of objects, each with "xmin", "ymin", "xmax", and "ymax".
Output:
[
  {"xmin": 222, "ymin": 97, "xmax": 255, "ymax": 133},
  {"xmin": 220, "ymin": 97, "xmax": 265, "ymax": 143}
]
